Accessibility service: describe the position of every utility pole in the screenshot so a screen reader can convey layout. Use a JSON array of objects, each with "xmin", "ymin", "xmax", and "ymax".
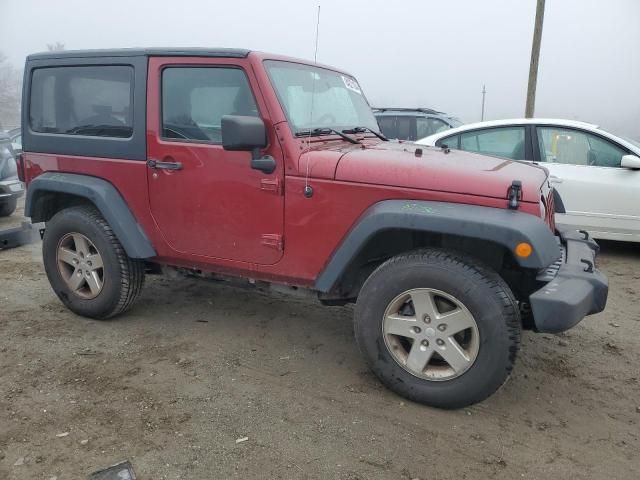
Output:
[
  {"xmin": 525, "ymin": 0, "xmax": 546, "ymax": 118},
  {"xmin": 481, "ymin": 84, "xmax": 486, "ymax": 121}
]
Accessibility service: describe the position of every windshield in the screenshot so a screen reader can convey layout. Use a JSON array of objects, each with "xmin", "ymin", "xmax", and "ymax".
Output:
[
  {"xmin": 619, "ymin": 134, "xmax": 640, "ymax": 149},
  {"xmin": 265, "ymin": 60, "xmax": 379, "ymax": 134}
]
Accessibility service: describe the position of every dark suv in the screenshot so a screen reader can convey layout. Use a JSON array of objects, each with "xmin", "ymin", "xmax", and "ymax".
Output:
[
  {"xmin": 18, "ymin": 48, "xmax": 608, "ymax": 408},
  {"xmin": 374, "ymin": 108, "xmax": 462, "ymax": 141}
]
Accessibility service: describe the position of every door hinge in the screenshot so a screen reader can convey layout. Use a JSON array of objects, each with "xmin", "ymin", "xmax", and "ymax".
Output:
[
  {"xmin": 260, "ymin": 178, "xmax": 282, "ymax": 195},
  {"xmin": 261, "ymin": 234, "xmax": 283, "ymax": 251}
]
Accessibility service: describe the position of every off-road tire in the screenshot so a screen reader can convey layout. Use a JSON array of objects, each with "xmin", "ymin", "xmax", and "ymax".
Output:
[
  {"xmin": 0, "ymin": 197, "xmax": 18, "ymax": 217},
  {"xmin": 354, "ymin": 248, "xmax": 521, "ymax": 409},
  {"xmin": 43, "ymin": 206, "xmax": 145, "ymax": 319}
]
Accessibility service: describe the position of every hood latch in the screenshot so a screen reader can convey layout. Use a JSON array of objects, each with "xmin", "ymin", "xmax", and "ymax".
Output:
[{"xmin": 508, "ymin": 180, "xmax": 522, "ymax": 209}]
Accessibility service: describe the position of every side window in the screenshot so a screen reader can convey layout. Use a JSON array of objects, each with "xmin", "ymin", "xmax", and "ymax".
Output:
[
  {"xmin": 395, "ymin": 116, "xmax": 412, "ymax": 140},
  {"xmin": 376, "ymin": 116, "xmax": 398, "ymax": 139},
  {"xmin": 436, "ymin": 134, "xmax": 460, "ymax": 149},
  {"xmin": 416, "ymin": 117, "xmax": 450, "ymax": 140},
  {"xmin": 30, "ymin": 66, "xmax": 133, "ymax": 138},
  {"xmin": 162, "ymin": 67, "xmax": 258, "ymax": 143},
  {"xmin": 459, "ymin": 127, "xmax": 526, "ymax": 160},
  {"xmin": 537, "ymin": 127, "xmax": 627, "ymax": 167}
]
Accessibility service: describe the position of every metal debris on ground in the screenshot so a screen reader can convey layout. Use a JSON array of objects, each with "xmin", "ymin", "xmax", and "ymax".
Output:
[
  {"xmin": 236, "ymin": 436, "xmax": 249, "ymax": 444},
  {"xmin": 89, "ymin": 461, "xmax": 136, "ymax": 480}
]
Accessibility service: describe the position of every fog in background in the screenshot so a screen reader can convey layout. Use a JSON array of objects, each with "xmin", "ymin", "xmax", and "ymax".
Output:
[{"xmin": 1, "ymin": 0, "xmax": 638, "ymax": 139}]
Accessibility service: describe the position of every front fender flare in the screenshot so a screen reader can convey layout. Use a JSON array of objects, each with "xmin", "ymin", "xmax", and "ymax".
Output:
[
  {"xmin": 314, "ymin": 200, "xmax": 560, "ymax": 292},
  {"xmin": 25, "ymin": 172, "xmax": 156, "ymax": 259}
]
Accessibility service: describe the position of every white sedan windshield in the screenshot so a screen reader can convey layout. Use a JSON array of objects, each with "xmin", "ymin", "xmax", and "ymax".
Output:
[
  {"xmin": 265, "ymin": 60, "xmax": 379, "ymax": 133},
  {"xmin": 620, "ymin": 134, "xmax": 640, "ymax": 150}
]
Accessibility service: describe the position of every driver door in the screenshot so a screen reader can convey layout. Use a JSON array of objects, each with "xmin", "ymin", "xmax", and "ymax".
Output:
[{"xmin": 146, "ymin": 56, "xmax": 285, "ymax": 264}]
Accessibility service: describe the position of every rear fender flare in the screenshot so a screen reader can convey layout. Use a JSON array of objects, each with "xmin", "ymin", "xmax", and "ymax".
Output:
[{"xmin": 25, "ymin": 172, "xmax": 156, "ymax": 258}]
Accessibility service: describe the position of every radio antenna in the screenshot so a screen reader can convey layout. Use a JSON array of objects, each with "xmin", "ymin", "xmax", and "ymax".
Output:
[{"xmin": 304, "ymin": 4, "xmax": 321, "ymax": 197}]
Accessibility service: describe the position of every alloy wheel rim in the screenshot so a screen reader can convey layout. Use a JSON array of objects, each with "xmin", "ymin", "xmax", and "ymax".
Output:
[
  {"xmin": 56, "ymin": 233, "xmax": 105, "ymax": 300},
  {"xmin": 382, "ymin": 288, "xmax": 480, "ymax": 381}
]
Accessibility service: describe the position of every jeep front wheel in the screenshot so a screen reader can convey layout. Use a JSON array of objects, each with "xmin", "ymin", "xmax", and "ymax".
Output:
[
  {"xmin": 354, "ymin": 248, "xmax": 520, "ymax": 409},
  {"xmin": 43, "ymin": 206, "xmax": 145, "ymax": 319}
]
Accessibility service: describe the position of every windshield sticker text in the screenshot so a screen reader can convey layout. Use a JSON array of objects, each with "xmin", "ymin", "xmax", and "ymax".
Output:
[{"xmin": 342, "ymin": 76, "xmax": 362, "ymax": 95}]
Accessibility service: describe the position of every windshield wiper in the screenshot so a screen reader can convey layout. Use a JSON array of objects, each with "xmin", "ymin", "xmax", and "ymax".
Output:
[
  {"xmin": 295, "ymin": 127, "xmax": 361, "ymax": 144},
  {"xmin": 342, "ymin": 126, "xmax": 388, "ymax": 141}
]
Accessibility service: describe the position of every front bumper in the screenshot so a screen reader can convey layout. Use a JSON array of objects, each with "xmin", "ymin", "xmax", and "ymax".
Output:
[
  {"xmin": 529, "ymin": 229, "xmax": 608, "ymax": 333},
  {"xmin": 0, "ymin": 179, "xmax": 24, "ymax": 200}
]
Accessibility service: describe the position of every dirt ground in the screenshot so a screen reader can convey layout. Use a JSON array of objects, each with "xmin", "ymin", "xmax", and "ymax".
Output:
[{"xmin": 1, "ymin": 201, "xmax": 639, "ymax": 480}]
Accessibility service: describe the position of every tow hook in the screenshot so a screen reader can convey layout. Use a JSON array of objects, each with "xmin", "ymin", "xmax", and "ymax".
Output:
[
  {"xmin": 508, "ymin": 180, "xmax": 522, "ymax": 209},
  {"xmin": 581, "ymin": 259, "xmax": 594, "ymax": 273}
]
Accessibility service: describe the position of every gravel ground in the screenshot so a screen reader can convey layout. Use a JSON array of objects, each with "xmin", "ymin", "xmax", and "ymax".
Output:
[{"xmin": 1, "ymin": 202, "xmax": 639, "ymax": 479}]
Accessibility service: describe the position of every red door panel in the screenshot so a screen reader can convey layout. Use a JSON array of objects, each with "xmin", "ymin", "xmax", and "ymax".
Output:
[{"xmin": 146, "ymin": 57, "xmax": 284, "ymax": 265}]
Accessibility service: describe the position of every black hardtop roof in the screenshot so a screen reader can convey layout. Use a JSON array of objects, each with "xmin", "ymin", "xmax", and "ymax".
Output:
[{"xmin": 27, "ymin": 47, "xmax": 251, "ymax": 61}]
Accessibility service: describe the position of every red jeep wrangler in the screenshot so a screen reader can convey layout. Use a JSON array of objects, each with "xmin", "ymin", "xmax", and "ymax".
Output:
[{"xmin": 19, "ymin": 48, "xmax": 608, "ymax": 408}]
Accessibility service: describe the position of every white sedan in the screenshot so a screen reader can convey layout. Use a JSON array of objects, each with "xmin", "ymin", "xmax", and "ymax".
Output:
[{"xmin": 417, "ymin": 118, "xmax": 640, "ymax": 242}]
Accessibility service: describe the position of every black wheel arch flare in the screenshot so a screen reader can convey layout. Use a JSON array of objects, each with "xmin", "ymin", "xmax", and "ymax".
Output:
[
  {"xmin": 314, "ymin": 199, "xmax": 561, "ymax": 293},
  {"xmin": 25, "ymin": 172, "xmax": 156, "ymax": 259}
]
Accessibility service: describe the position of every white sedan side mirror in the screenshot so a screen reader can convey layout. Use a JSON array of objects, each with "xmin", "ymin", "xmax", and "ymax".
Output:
[{"xmin": 621, "ymin": 154, "xmax": 640, "ymax": 169}]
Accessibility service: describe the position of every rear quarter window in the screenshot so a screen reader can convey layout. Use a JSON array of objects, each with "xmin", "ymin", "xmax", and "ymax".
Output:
[
  {"xmin": 416, "ymin": 117, "xmax": 450, "ymax": 140},
  {"xmin": 29, "ymin": 66, "xmax": 133, "ymax": 138}
]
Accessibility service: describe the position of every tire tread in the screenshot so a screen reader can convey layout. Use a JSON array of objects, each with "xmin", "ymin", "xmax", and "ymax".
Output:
[
  {"xmin": 82, "ymin": 207, "xmax": 145, "ymax": 319},
  {"xmin": 45, "ymin": 206, "xmax": 145, "ymax": 319},
  {"xmin": 355, "ymin": 247, "xmax": 521, "ymax": 408}
]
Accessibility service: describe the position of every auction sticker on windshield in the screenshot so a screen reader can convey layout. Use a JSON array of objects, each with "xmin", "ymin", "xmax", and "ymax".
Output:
[{"xmin": 342, "ymin": 75, "xmax": 362, "ymax": 94}]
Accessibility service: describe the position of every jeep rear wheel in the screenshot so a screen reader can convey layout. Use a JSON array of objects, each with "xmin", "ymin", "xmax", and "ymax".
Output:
[
  {"xmin": 43, "ymin": 206, "xmax": 145, "ymax": 319},
  {"xmin": 354, "ymin": 248, "xmax": 520, "ymax": 409}
]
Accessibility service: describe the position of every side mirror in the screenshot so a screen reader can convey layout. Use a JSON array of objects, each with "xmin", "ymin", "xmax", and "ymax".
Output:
[
  {"xmin": 621, "ymin": 154, "xmax": 640, "ymax": 169},
  {"xmin": 221, "ymin": 115, "xmax": 275, "ymax": 174},
  {"xmin": 222, "ymin": 115, "xmax": 267, "ymax": 152}
]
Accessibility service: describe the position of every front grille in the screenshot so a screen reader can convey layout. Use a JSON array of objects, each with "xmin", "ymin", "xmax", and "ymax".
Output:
[
  {"xmin": 537, "ymin": 240, "xmax": 565, "ymax": 282},
  {"xmin": 544, "ymin": 189, "xmax": 556, "ymax": 232}
]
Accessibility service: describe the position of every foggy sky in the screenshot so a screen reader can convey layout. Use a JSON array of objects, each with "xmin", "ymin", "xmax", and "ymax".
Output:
[{"xmin": 1, "ymin": 0, "xmax": 638, "ymax": 139}]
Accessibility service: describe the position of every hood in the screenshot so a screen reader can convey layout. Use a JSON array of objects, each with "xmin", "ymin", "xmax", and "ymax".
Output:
[{"xmin": 332, "ymin": 142, "xmax": 548, "ymax": 203}]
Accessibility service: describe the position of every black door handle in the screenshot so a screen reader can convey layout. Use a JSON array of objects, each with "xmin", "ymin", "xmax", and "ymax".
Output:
[{"xmin": 147, "ymin": 159, "xmax": 183, "ymax": 170}]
